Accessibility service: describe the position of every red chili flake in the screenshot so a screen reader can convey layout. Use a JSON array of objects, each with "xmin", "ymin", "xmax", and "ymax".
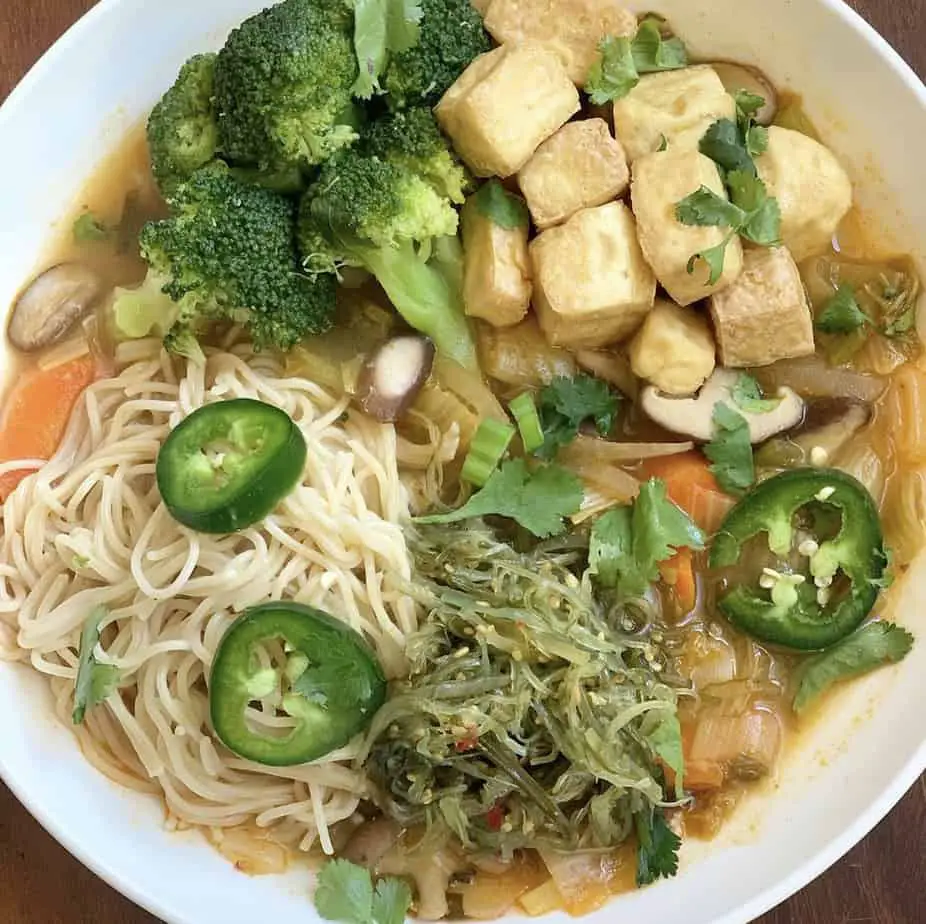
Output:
[
  {"xmin": 486, "ymin": 802, "xmax": 505, "ymax": 831},
  {"xmin": 455, "ymin": 736, "xmax": 478, "ymax": 753}
]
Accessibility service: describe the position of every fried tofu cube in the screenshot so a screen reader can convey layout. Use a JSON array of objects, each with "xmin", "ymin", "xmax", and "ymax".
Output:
[
  {"xmin": 531, "ymin": 201, "xmax": 656, "ymax": 349},
  {"xmin": 483, "ymin": 0, "xmax": 637, "ymax": 84},
  {"xmin": 517, "ymin": 119, "xmax": 629, "ymax": 229},
  {"xmin": 709, "ymin": 247, "xmax": 815, "ymax": 367},
  {"xmin": 612, "ymin": 66, "xmax": 736, "ymax": 164},
  {"xmin": 629, "ymin": 299, "xmax": 716, "ymax": 395},
  {"xmin": 435, "ymin": 43, "xmax": 580, "ymax": 178},
  {"xmin": 757, "ymin": 126, "xmax": 853, "ymax": 262},
  {"xmin": 461, "ymin": 195, "xmax": 532, "ymax": 327},
  {"xmin": 632, "ymin": 148, "xmax": 744, "ymax": 306}
]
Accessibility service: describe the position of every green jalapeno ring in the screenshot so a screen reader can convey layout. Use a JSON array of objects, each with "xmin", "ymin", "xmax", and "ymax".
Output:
[
  {"xmin": 709, "ymin": 468, "xmax": 886, "ymax": 651},
  {"xmin": 157, "ymin": 398, "xmax": 307, "ymax": 534},
  {"xmin": 209, "ymin": 603, "xmax": 386, "ymax": 767}
]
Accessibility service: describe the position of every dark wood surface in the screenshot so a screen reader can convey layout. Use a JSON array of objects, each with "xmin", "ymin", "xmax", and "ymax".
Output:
[{"xmin": 0, "ymin": 1, "xmax": 924, "ymax": 921}]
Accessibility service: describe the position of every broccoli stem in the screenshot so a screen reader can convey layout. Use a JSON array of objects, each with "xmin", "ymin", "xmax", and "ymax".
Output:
[{"xmin": 354, "ymin": 240, "xmax": 478, "ymax": 370}]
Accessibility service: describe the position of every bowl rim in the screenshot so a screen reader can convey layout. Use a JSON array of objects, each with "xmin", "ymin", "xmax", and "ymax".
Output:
[{"xmin": 0, "ymin": 1, "xmax": 924, "ymax": 923}]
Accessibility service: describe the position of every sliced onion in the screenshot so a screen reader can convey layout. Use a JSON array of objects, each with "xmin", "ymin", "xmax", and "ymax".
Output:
[
  {"xmin": 432, "ymin": 354, "xmax": 508, "ymax": 423},
  {"xmin": 886, "ymin": 364, "xmax": 926, "ymax": 465},
  {"xmin": 477, "ymin": 317, "xmax": 577, "ymax": 389},
  {"xmin": 834, "ymin": 437, "xmax": 886, "ymax": 505},
  {"xmin": 754, "ymin": 355, "xmax": 888, "ymax": 403},
  {"xmin": 539, "ymin": 843, "xmax": 637, "ymax": 916},
  {"xmin": 883, "ymin": 467, "xmax": 926, "ymax": 566},
  {"xmin": 562, "ymin": 434, "xmax": 694, "ymax": 465}
]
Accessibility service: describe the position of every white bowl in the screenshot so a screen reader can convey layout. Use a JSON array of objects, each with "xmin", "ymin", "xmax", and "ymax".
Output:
[{"xmin": 0, "ymin": 1, "xmax": 924, "ymax": 922}]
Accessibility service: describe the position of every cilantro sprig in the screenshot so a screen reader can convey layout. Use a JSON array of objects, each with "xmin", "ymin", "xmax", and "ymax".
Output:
[
  {"xmin": 314, "ymin": 859, "xmax": 412, "ymax": 924},
  {"xmin": 589, "ymin": 478, "xmax": 705, "ymax": 598},
  {"xmin": 705, "ymin": 403, "xmax": 755, "ymax": 496},
  {"xmin": 72, "ymin": 606, "xmax": 122, "ymax": 725},
  {"xmin": 731, "ymin": 373, "xmax": 782, "ymax": 414},
  {"xmin": 416, "ymin": 459, "xmax": 584, "ymax": 538},
  {"xmin": 793, "ymin": 622, "xmax": 914, "ymax": 714},
  {"xmin": 815, "ymin": 283, "xmax": 873, "ymax": 334},
  {"xmin": 635, "ymin": 808, "xmax": 681, "ymax": 886},
  {"xmin": 676, "ymin": 169, "xmax": 781, "ymax": 283},
  {"xmin": 536, "ymin": 374, "xmax": 620, "ymax": 460},
  {"xmin": 585, "ymin": 17, "xmax": 688, "ymax": 104}
]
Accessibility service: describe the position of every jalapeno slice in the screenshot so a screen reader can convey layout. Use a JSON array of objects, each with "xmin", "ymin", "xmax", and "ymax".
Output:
[
  {"xmin": 709, "ymin": 468, "xmax": 887, "ymax": 651},
  {"xmin": 210, "ymin": 603, "xmax": 386, "ymax": 766},
  {"xmin": 157, "ymin": 398, "xmax": 306, "ymax": 534}
]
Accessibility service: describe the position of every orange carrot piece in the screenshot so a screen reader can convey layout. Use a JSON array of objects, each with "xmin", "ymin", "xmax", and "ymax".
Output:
[
  {"xmin": 660, "ymin": 547, "xmax": 697, "ymax": 612},
  {"xmin": 642, "ymin": 451, "xmax": 731, "ymax": 532},
  {"xmin": 0, "ymin": 356, "xmax": 96, "ymax": 500}
]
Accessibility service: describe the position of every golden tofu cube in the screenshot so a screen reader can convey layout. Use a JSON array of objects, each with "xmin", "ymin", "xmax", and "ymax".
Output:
[
  {"xmin": 483, "ymin": 0, "xmax": 636, "ymax": 84},
  {"xmin": 709, "ymin": 247, "xmax": 816, "ymax": 367},
  {"xmin": 461, "ymin": 195, "xmax": 532, "ymax": 327},
  {"xmin": 435, "ymin": 43, "xmax": 580, "ymax": 178},
  {"xmin": 629, "ymin": 299, "xmax": 716, "ymax": 396},
  {"xmin": 531, "ymin": 201, "xmax": 656, "ymax": 349},
  {"xmin": 757, "ymin": 126, "xmax": 853, "ymax": 262},
  {"xmin": 612, "ymin": 66, "xmax": 736, "ymax": 164},
  {"xmin": 631, "ymin": 148, "xmax": 744, "ymax": 306},
  {"xmin": 517, "ymin": 119, "xmax": 629, "ymax": 230}
]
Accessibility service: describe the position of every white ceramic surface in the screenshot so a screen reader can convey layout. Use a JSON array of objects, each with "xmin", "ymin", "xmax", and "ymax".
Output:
[{"xmin": 0, "ymin": 1, "xmax": 924, "ymax": 922}]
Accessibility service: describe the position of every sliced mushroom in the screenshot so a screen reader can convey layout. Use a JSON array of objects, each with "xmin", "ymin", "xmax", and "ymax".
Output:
[
  {"xmin": 378, "ymin": 840, "xmax": 468, "ymax": 921},
  {"xmin": 9, "ymin": 263, "xmax": 104, "ymax": 353},
  {"xmin": 342, "ymin": 817, "xmax": 402, "ymax": 869},
  {"xmin": 755, "ymin": 398, "xmax": 871, "ymax": 468},
  {"xmin": 711, "ymin": 62, "xmax": 779, "ymax": 126},
  {"xmin": 356, "ymin": 335, "xmax": 436, "ymax": 423},
  {"xmin": 640, "ymin": 368, "xmax": 804, "ymax": 444}
]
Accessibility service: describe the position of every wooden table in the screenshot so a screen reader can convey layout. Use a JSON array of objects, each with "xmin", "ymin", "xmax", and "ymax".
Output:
[{"xmin": 0, "ymin": 1, "xmax": 924, "ymax": 921}]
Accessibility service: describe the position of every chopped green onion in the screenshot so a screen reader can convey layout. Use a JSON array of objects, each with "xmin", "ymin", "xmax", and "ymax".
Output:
[
  {"xmin": 510, "ymin": 393, "xmax": 545, "ymax": 453},
  {"xmin": 461, "ymin": 419, "xmax": 516, "ymax": 487}
]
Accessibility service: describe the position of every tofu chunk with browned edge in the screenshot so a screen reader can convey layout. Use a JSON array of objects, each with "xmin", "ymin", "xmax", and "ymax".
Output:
[
  {"xmin": 531, "ymin": 201, "xmax": 656, "ymax": 349},
  {"xmin": 461, "ymin": 196, "xmax": 532, "ymax": 327},
  {"xmin": 709, "ymin": 247, "xmax": 816, "ymax": 367},
  {"xmin": 757, "ymin": 126, "xmax": 853, "ymax": 262},
  {"xmin": 629, "ymin": 299, "xmax": 716, "ymax": 395},
  {"xmin": 435, "ymin": 43, "xmax": 580, "ymax": 178},
  {"xmin": 517, "ymin": 119, "xmax": 630, "ymax": 229},
  {"xmin": 612, "ymin": 66, "xmax": 736, "ymax": 164},
  {"xmin": 631, "ymin": 148, "xmax": 744, "ymax": 306},
  {"xmin": 483, "ymin": 0, "xmax": 636, "ymax": 84}
]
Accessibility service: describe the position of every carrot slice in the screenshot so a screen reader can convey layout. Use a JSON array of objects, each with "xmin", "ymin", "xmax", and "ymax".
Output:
[
  {"xmin": 642, "ymin": 451, "xmax": 732, "ymax": 532},
  {"xmin": 660, "ymin": 547, "xmax": 697, "ymax": 612},
  {"xmin": 0, "ymin": 355, "xmax": 96, "ymax": 500}
]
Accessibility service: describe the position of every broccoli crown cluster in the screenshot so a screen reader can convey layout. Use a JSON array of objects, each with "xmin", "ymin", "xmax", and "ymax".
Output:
[
  {"xmin": 213, "ymin": 0, "xmax": 358, "ymax": 172},
  {"xmin": 383, "ymin": 0, "xmax": 491, "ymax": 109},
  {"xmin": 141, "ymin": 168, "xmax": 335, "ymax": 352},
  {"xmin": 147, "ymin": 54, "xmax": 220, "ymax": 194}
]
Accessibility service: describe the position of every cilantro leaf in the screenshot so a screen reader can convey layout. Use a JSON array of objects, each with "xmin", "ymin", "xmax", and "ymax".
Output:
[
  {"xmin": 585, "ymin": 20, "xmax": 688, "ymax": 104},
  {"xmin": 686, "ymin": 234, "xmax": 735, "ymax": 285},
  {"xmin": 473, "ymin": 179, "xmax": 529, "ymax": 230},
  {"xmin": 585, "ymin": 35, "xmax": 638, "ymax": 105},
  {"xmin": 816, "ymin": 283, "xmax": 873, "ymax": 334},
  {"xmin": 699, "ymin": 118, "xmax": 756, "ymax": 176},
  {"xmin": 726, "ymin": 171, "xmax": 781, "ymax": 245},
  {"xmin": 291, "ymin": 648, "xmax": 378, "ymax": 713},
  {"xmin": 793, "ymin": 622, "xmax": 914, "ymax": 714},
  {"xmin": 590, "ymin": 479, "xmax": 705, "ymax": 598},
  {"xmin": 314, "ymin": 860, "xmax": 413, "ymax": 924},
  {"xmin": 416, "ymin": 459, "xmax": 584, "ymax": 538},
  {"xmin": 645, "ymin": 711, "xmax": 685, "ymax": 800},
  {"xmin": 734, "ymin": 90, "xmax": 765, "ymax": 122},
  {"xmin": 731, "ymin": 374, "xmax": 781, "ymax": 414},
  {"xmin": 705, "ymin": 403, "xmax": 754, "ymax": 496},
  {"xmin": 536, "ymin": 374, "xmax": 620, "ymax": 460},
  {"xmin": 351, "ymin": 0, "xmax": 422, "ymax": 98},
  {"xmin": 631, "ymin": 17, "xmax": 688, "ymax": 72},
  {"xmin": 371, "ymin": 878, "xmax": 413, "ymax": 924},
  {"xmin": 73, "ymin": 605, "xmax": 121, "ymax": 725},
  {"xmin": 635, "ymin": 809, "xmax": 681, "ymax": 886},
  {"xmin": 746, "ymin": 123, "xmax": 769, "ymax": 157},
  {"xmin": 675, "ymin": 187, "xmax": 745, "ymax": 228},
  {"xmin": 73, "ymin": 211, "xmax": 111, "ymax": 243}
]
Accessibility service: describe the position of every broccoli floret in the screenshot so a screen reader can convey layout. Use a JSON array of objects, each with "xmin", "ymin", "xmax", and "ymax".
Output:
[
  {"xmin": 383, "ymin": 0, "xmax": 491, "ymax": 109},
  {"xmin": 214, "ymin": 0, "xmax": 359, "ymax": 173},
  {"xmin": 298, "ymin": 152, "xmax": 477, "ymax": 369},
  {"xmin": 363, "ymin": 108, "xmax": 469, "ymax": 204},
  {"xmin": 147, "ymin": 54, "xmax": 220, "ymax": 195},
  {"xmin": 116, "ymin": 167, "xmax": 335, "ymax": 354}
]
